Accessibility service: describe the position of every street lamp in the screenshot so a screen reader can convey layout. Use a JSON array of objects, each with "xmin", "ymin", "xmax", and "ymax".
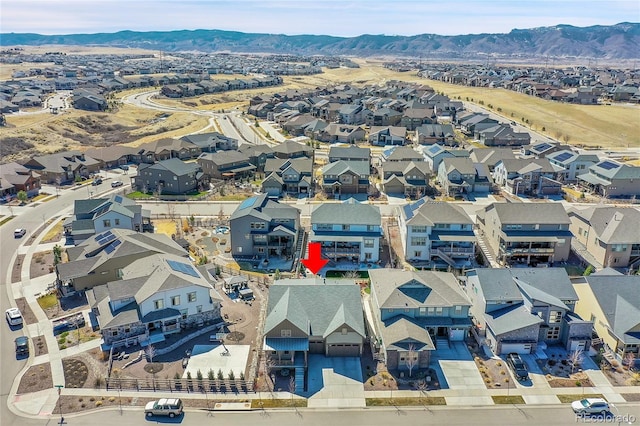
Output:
[{"xmin": 54, "ymin": 384, "xmax": 64, "ymax": 424}]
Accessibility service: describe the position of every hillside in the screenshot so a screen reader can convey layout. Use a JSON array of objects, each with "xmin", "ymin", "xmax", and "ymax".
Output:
[{"xmin": 2, "ymin": 23, "xmax": 639, "ymax": 59}]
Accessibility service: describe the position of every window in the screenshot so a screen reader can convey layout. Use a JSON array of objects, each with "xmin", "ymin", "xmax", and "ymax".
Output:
[
  {"xmin": 549, "ymin": 310, "xmax": 562, "ymax": 323},
  {"xmin": 114, "ymin": 219, "xmax": 120, "ymax": 226},
  {"xmin": 419, "ymin": 307, "xmax": 426, "ymax": 315},
  {"xmin": 367, "ymin": 225, "xmax": 376, "ymax": 232},
  {"xmin": 546, "ymin": 326, "xmax": 560, "ymax": 339},
  {"xmin": 250, "ymin": 222, "xmax": 266, "ymax": 230},
  {"xmin": 364, "ymin": 239, "xmax": 374, "ymax": 248},
  {"xmin": 171, "ymin": 295, "xmax": 180, "ymax": 306},
  {"xmin": 197, "ymin": 305, "xmax": 202, "ymax": 313},
  {"xmin": 412, "ymin": 226, "xmax": 427, "ymax": 233},
  {"xmin": 281, "ymin": 329, "xmax": 291, "ymax": 337},
  {"xmin": 436, "ymin": 307, "xmax": 443, "ymax": 315},
  {"xmin": 154, "ymin": 299, "xmax": 164, "ymax": 310},
  {"xmin": 454, "ymin": 305, "xmax": 462, "ymax": 315},
  {"xmin": 505, "ymin": 224, "xmax": 522, "ymax": 230},
  {"xmin": 342, "ymin": 224, "xmax": 350, "ymax": 231},
  {"xmin": 365, "ymin": 252, "xmax": 372, "ymax": 260},
  {"xmin": 181, "ymin": 309, "xmax": 188, "ymax": 320},
  {"xmin": 413, "ymin": 251, "xmax": 422, "ymax": 258},
  {"xmin": 103, "ymin": 219, "xmax": 111, "ymax": 227},
  {"xmin": 341, "ymin": 327, "xmax": 348, "ymax": 335},
  {"xmin": 188, "ymin": 292, "xmax": 197, "ymax": 303},
  {"xmin": 611, "ymin": 244, "xmax": 628, "ymax": 252},
  {"xmin": 316, "ymin": 224, "xmax": 332, "ymax": 231},
  {"xmin": 411, "ymin": 237, "xmax": 427, "ymax": 246},
  {"xmin": 427, "ymin": 307, "xmax": 435, "ymax": 315}
]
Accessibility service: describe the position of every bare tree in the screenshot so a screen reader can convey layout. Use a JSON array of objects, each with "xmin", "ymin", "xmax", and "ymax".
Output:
[
  {"xmin": 288, "ymin": 376, "xmax": 296, "ymax": 401},
  {"xmin": 568, "ymin": 348, "xmax": 584, "ymax": 374},
  {"xmin": 263, "ymin": 352, "xmax": 276, "ymax": 393},
  {"xmin": 624, "ymin": 352, "xmax": 636, "ymax": 370},
  {"xmin": 406, "ymin": 343, "xmax": 418, "ymax": 378},
  {"xmin": 145, "ymin": 344, "xmax": 156, "ymax": 364}
]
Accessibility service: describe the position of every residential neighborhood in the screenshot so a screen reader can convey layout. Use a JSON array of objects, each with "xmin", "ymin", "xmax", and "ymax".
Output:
[{"xmin": 1, "ymin": 39, "xmax": 639, "ymax": 424}]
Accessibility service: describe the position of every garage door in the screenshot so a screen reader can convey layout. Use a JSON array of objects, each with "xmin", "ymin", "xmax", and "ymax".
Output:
[
  {"xmin": 500, "ymin": 343, "xmax": 532, "ymax": 355},
  {"xmin": 327, "ymin": 344, "xmax": 360, "ymax": 357}
]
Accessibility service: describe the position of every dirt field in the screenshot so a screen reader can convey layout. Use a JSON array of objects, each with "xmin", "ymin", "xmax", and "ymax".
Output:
[
  {"xmin": 15, "ymin": 297, "xmax": 38, "ymax": 325},
  {"xmin": 17, "ymin": 363, "xmax": 53, "ymax": 394}
]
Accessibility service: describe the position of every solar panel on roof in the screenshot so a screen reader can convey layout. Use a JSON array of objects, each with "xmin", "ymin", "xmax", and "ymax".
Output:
[
  {"xmin": 239, "ymin": 197, "xmax": 258, "ymax": 210},
  {"xmin": 598, "ymin": 160, "xmax": 620, "ymax": 170},
  {"xmin": 535, "ymin": 143, "xmax": 552, "ymax": 151},
  {"xmin": 554, "ymin": 152, "xmax": 573, "ymax": 162},
  {"xmin": 167, "ymin": 259, "xmax": 199, "ymax": 278},
  {"xmin": 94, "ymin": 232, "xmax": 105, "ymax": 241},
  {"xmin": 103, "ymin": 231, "xmax": 113, "ymax": 238},
  {"xmin": 428, "ymin": 145, "xmax": 441, "ymax": 154},
  {"xmin": 104, "ymin": 234, "xmax": 116, "ymax": 243},
  {"xmin": 104, "ymin": 244, "xmax": 116, "ymax": 254}
]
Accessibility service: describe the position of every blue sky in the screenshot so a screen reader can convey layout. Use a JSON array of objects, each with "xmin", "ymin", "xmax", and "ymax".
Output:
[{"xmin": 2, "ymin": 0, "xmax": 638, "ymax": 36}]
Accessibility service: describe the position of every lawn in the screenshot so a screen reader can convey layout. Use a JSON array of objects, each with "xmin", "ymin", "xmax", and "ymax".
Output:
[
  {"xmin": 126, "ymin": 191, "xmax": 155, "ymax": 199},
  {"xmin": 41, "ymin": 219, "xmax": 64, "ymax": 243},
  {"xmin": 556, "ymin": 394, "xmax": 604, "ymax": 403},
  {"xmin": 492, "ymin": 395, "xmax": 525, "ymax": 404},
  {"xmin": 37, "ymin": 293, "xmax": 58, "ymax": 310},
  {"xmin": 250, "ymin": 398, "xmax": 307, "ymax": 408},
  {"xmin": 365, "ymin": 397, "xmax": 447, "ymax": 406}
]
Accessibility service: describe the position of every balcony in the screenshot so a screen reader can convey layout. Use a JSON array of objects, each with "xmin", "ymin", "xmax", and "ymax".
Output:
[
  {"xmin": 501, "ymin": 246, "xmax": 555, "ymax": 255},
  {"xmin": 430, "ymin": 247, "xmax": 474, "ymax": 257}
]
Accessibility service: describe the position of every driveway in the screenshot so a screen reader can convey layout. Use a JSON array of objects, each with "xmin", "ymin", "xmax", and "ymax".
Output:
[{"xmin": 304, "ymin": 354, "xmax": 365, "ymax": 408}]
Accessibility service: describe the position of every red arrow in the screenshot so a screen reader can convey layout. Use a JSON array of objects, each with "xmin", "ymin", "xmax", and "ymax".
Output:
[{"xmin": 301, "ymin": 242, "xmax": 328, "ymax": 275}]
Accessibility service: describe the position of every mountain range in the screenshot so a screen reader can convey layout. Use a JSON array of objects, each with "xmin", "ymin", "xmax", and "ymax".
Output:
[{"xmin": 2, "ymin": 23, "xmax": 639, "ymax": 60}]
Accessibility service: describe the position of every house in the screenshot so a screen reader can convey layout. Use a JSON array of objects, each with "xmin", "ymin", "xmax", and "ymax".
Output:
[
  {"xmin": 493, "ymin": 158, "xmax": 561, "ymax": 196},
  {"xmin": 0, "ymin": 162, "xmax": 41, "ymax": 201},
  {"xmin": 465, "ymin": 268, "xmax": 591, "ymax": 355},
  {"xmin": 319, "ymin": 160, "xmax": 370, "ymax": 196},
  {"xmin": 572, "ymin": 272, "xmax": 640, "ymax": 361},
  {"xmin": 477, "ymin": 124, "xmax": 531, "ymax": 147},
  {"xmin": 521, "ymin": 142, "xmax": 570, "ymax": 159},
  {"xmin": 380, "ymin": 161, "xmax": 430, "ymax": 198},
  {"xmin": 368, "ymin": 126, "xmax": 408, "ymax": 146},
  {"xmin": 477, "ymin": 203, "xmax": 572, "ymax": 266},
  {"xmin": 138, "ymin": 138, "xmax": 201, "ymax": 162},
  {"xmin": 85, "ymin": 145, "xmax": 138, "ymax": 169},
  {"xmin": 87, "ymin": 253, "xmax": 223, "ymax": 349},
  {"xmin": 229, "ymin": 194, "xmax": 301, "ymax": 262},
  {"xmin": 382, "ymin": 146, "xmax": 424, "ymax": 163},
  {"xmin": 368, "ymin": 269, "xmax": 472, "ymax": 369},
  {"xmin": 134, "ymin": 158, "xmax": 203, "ymax": 195},
  {"xmin": 328, "ymin": 146, "xmax": 371, "ymax": 164},
  {"xmin": 238, "ymin": 144, "xmax": 275, "ymax": 172},
  {"xmin": 437, "ymin": 157, "xmax": 492, "ymax": 196},
  {"xmin": 262, "ymin": 157, "xmax": 313, "ymax": 197},
  {"xmin": 23, "ymin": 151, "xmax": 101, "ymax": 184},
  {"xmin": 337, "ymin": 103, "xmax": 366, "ymax": 124},
  {"xmin": 415, "ymin": 124, "xmax": 455, "ymax": 146},
  {"xmin": 181, "ymin": 132, "xmax": 238, "ymax": 153},
  {"xmin": 459, "ymin": 114, "xmax": 499, "ymax": 135},
  {"xmin": 577, "ymin": 159, "xmax": 640, "ymax": 198},
  {"xmin": 316, "ymin": 124, "xmax": 366, "ymax": 144},
  {"xmin": 568, "ymin": 206, "xmax": 640, "ymax": 269},
  {"xmin": 309, "ymin": 199, "xmax": 382, "ymax": 263},
  {"xmin": 73, "ymin": 94, "xmax": 107, "ymax": 111},
  {"xmin": 421, "ymin": 144, "xmax": 470, "ymax": 174},
  {"xmin": 56, "ymin": 229, "xmax": 188, "ymax": 293},
  {"xmin": 468, "ymin": 147, "xmax": 517, "ymax": 172},
  {"xmin": 196, "ymin": 151, "xmax": 256, "ymax": 180},
  {"xmin": 545, "ymin": 150, "xmax": 599, "ymax": 183},
  {"xmin": 401, "ymin": 108, "xmax": 435, "ymax": 131},
  {"xmin": 399, "ymin": 198, "xmax": 476, "ymax": 268},
  {"xmin": 64, "ymin": 194, "xmax": 152, "ymax": 242},
  {"xmin": 272, "ymin": 140, "xmax": 314, "ymax": 160},
  {"xmin": 365, "ymin": 107, "xmax": 402, "ymax": 127},
  {"xmin": 263, "ymin": 280, "xmax": 366, "ymax": 390}
]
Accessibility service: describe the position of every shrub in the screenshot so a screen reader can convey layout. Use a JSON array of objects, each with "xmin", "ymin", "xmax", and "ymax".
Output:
[
  {"xmin": 500, "ymin": 370, "xmax": 506, "ymax": 375},
  {"xmin": 108, "ymin": 397, "xmax": 115, "ymax": 402},
  {"xmin": 95, "ymin": 401, "xmax": 103, "ymax": 407},
  {"xmin": 575, "ymin": 381, "xmax": 581, "ymax": 386},
  {"xmin": 208, "ymin": 369, "xmax": 215, "ymax": 380}
]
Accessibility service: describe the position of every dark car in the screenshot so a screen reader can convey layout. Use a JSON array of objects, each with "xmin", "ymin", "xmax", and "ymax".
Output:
[
  {"xmin": 15, "ymin": 336, "xmax": 29, "ymax": 356},
  {"xmin": 506, "ymin": 353, "xmax": 529, "ymax": 381},
  {"xmin": 92, "ymin": 178, "xmax": 103, "ymax": 186}
]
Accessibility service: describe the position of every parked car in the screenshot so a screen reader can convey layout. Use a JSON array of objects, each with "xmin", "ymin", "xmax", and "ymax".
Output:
[
  {"xmin": 506, "ymin": 353, "xmax": 529, "ymax": 381},
  {"xmin": 14, "ymin": 228, "xmax": 26, "ymax": 238},
  {"xmin": 5, "ymin": 308, "xmax": 23, "ymax": 326},
  {"xmin": 111, "ymin": 180, "xmax": 124, "ymax": 188},
  {"xmin": 92, "ymin": 178, "xmax": 103, "ymax": 186},
  {"xmin": 145, "ymin": 398, "xmax": 183, "ymax": 418},
  {"xmin": 119, "ymin": 164, "xmax": 129, "ymax": 171},
  {"xmin": 571, "ymin": 398, "xmax": 609, "ymax": 415},
  {"xmin": 15, "ymin": 336, "xmax": 29, "ymax": 356},
  {"xmin": 216, "ymin": 226, "xmax": 230, "ymax": 234}
]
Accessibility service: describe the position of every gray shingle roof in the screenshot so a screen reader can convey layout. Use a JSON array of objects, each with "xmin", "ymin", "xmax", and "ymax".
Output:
[
  {"xmin": 369, "ymin": 269, "xmax": 470, "ymax": 309},
  {"xmin": 484, "ymin": 304, "xmax": 543, "ymax": 336},
  {"xmin": 311, "ymin": 199, "xmax": 381, "ymax": 226},
  {"xmin": 265, "ymin": 282, "xmax": 365, "ymax": 338},
  {"xmin": 569, "ymin": 206, "xmax": 640, "ymax": 244},
  {"xmin": 486, "ymin": 202, "xmax": 571, "ymax": 225},
  {"xmin": 405, "ymin": 201, "xmax": 473, "ymax": 227}
]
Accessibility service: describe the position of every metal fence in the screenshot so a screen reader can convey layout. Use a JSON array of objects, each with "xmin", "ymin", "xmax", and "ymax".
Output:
[{"xmin": 105, "ymin": 377, "xmax": 254, "ymax": 394}]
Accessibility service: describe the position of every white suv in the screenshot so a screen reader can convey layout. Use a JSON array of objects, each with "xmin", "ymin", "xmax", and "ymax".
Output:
[
  {"xmin": 145, "ymin": 398, "xmax": 183, "ymax": 418},
  {"xmin": 14, "ymin": 228, "xmax": 26, "ymax": 238},
  {"xmin": 571, "ymin": 398, "xmax": 609, "ymax": 415},
  {"xmin": 5, "ymin": 308, "xmax": 23, "ymax": 326}
]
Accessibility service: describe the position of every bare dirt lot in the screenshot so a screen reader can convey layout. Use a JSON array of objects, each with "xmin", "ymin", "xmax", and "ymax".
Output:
[{"xmin": 14, "ymin": 297, "xmax": 38, "ymax": 325}]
